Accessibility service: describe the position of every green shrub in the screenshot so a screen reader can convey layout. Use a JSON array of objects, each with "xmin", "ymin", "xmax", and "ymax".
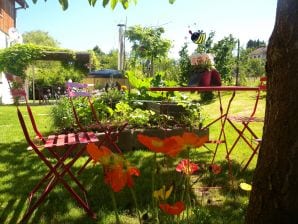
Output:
[{"xmin": 51, "ymin": 97, "xmax": 74, "ymax": 131}]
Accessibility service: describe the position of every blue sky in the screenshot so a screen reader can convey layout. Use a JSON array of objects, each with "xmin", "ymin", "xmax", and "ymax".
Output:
[{"xmin": 17, "ymin": 0, "xmax": 277, "ymax": 58}]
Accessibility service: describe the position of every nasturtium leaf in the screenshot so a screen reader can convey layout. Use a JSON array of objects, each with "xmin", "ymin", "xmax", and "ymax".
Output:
[
  {"xmin": 169, "ymin": 0, "xmax": 175, "ymax": 3},
  {"xmin": 239, "ymin": 182, "xmax": 252, "ymax": 191}
]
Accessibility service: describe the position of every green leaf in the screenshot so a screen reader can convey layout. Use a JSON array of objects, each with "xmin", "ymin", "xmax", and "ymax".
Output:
[
  {"xmin": 121, "ymin": 0, "xmax": 129, "ymax": 9},
  {"xmin": 102, "ymin": 0, "xmax": 109, "ymax": 7},
  {"xmin": 88, "ymin": 0, "xmax": 97, "ymax": 6},
  {"xmin": 59, "ymin": 0, "xmax": 69, "ymax": 10},
  {"xmin": 110, "ymin": 0, "xmax": 118, "ymax": 9},
  {"xmin": 169, "ymin": 0, "xmax": 175, "ymax": 3}
]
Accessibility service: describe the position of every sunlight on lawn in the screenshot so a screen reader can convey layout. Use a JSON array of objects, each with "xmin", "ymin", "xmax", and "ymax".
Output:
[{"xmin": 0, "ymin": 91, "xmax": 265, "ymax": 223}]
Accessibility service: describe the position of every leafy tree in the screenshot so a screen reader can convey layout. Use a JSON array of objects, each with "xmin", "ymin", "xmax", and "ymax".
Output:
[
  {"xmin": 238, "ymin": 48, "xmax": 266, "ymax": 84},
  {"xmin": 23, "ymin": 30, "xmax": 60, "ymax": 47},
  {"xmin": 125, "ymin": 25, "xmax": 171, "ymax": 76},
  {"xmin": 102, "ymin": 50, "xmax": 118, "ymax": 69},
  {"xmin": 178, "ymin": 43, "xmax": 191, "ymax": 85},
  {"xmin": 212, "ymin": 34, "xmax": 237, "ymax": 82},
  {"xmin": 246, "ymin": 39, "xmax": 266, "ymax": 49},
  {"xmin": 245, "ymin": 58, "xmax": 266, "ymax": 78},
  {"xmin": 93, "ymin": 46, "xmax": 118, "ymax": 69}
]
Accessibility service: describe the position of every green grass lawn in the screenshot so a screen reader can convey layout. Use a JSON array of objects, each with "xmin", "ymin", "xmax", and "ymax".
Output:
[{"xmin": 0, "ymin": 91, "xmax": 266, "ymax": 224}]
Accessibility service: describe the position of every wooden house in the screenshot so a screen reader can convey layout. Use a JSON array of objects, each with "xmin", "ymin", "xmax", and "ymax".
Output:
[{"xmin": 0, "ymin": 0, "xmax": 28, "ymax": 104}]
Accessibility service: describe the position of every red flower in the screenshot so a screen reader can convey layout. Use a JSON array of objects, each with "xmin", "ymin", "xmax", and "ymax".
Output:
[
  {"xmin": 104, "ymin": 163, "xmax": 140, "ymax": 192},
  {"xmin": 159, "ymin": 201, "xmax": 185, "ymax": 215},
  {"xmin": 209, "ymin": 164, "xmax": 222, "ymax": 174},
  {"xmin": 176, "ymin": 159, "xmax": 199, "ymax": 175}
]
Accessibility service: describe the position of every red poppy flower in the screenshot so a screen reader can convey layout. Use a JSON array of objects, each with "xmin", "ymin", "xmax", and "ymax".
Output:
[
  {"xmin": 86, "ymin": 143, "xmax": 112, "ymax": 164},
  {"xmin": 161, "ymin": 136, "xmax": 184, "ymax": 157},
  {"xmin": 104, "ymin": 163, "xmax": 140, "ymax": 192},
  {"xmin": 182, "ymin": 132, "xmax": 209, "ymax": 148},
  {"xmin": 137, "ymin": 134, "xmax": 184, "ymax": 157},
  {"xmin": 137, "ymin": 134, "xmax": 167, "ymax": 153},
  {"xmin": 159, "ymin": 201, "xmax": 185, "ymax": 215},
  {"xmin": 209, "ymin": 164, "xmax": 222, "ymax": 174},
  {"xmin": 176, "ymin": 159, "xmax": 199, "ymax": 175}
]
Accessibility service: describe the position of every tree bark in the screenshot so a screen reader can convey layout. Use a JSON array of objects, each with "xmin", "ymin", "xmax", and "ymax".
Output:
[{"xmin": 246, "ymin": 0, "xmax": 298, "ymax": 223}]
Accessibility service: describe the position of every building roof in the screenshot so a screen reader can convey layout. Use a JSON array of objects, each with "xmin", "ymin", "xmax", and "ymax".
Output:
[
  {"xmin": 250, "ymin": 47, "xmax": 267, "ymax": 56},
  {"xmin": 88, "ymin": 69, "xmax": 124, "ymax": 78},
  {"xmin": 15, "ymin": 0, "xmax": 29, "ymax": 9}
]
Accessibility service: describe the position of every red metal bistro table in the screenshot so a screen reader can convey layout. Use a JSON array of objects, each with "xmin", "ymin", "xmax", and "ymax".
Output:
[{"xmin": 149, "ymin": 86, "xmax": 261, "ymax": 169}]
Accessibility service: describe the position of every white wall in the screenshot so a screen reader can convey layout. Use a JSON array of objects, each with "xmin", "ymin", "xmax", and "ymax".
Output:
[{"xmin": 0, "ymin": 30, "xmax": 13, "ymax": 104}]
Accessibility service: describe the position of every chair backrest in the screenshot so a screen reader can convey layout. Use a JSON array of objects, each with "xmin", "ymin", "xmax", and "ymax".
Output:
[
  {"xmin": 66, "ymin": 82, "xmax": 101, "ymax": 131},
  {"xmin": 259, "ymin": 76, "xmax": 267, "ymax": 91},
  {"xmin": 249, "ymin": 76, "xmax": 267, "ymax": 118},
  {"xmin": 6, "ymin": 73, "xmax": 45, "ymax": 143}
]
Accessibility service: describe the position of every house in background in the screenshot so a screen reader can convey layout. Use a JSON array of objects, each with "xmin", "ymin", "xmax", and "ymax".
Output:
[
  {"xmin": 0, "ymin": 0, "xmax": 28, "ymax": 104},
  {"xmin": 250, "ymin": 47, "xmax": 267, "ymax": 59}
]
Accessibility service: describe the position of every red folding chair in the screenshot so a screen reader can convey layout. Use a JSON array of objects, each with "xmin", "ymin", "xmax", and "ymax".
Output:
[
  {"xmin": 6, "ymin": 74, "xmax": 98, "ymax": 222},
  {"xmin": 66, "ymin": 82, "xmax": 128, "ymax": 173},
  {"xmin": 226, "ymin": 77, "xmax": 266, "ymax": 171}
]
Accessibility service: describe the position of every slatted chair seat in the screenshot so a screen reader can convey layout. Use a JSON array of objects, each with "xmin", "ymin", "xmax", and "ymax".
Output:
[
  {"xmin": 44, "ymin": 132, "xmax": 98, "ymax": 148},
  {"xmin": 228, "ymin": 115, "xmax": 264, "ymax": 123}
]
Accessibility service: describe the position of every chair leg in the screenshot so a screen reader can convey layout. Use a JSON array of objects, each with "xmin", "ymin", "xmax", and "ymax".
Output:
[{"xmin": 242, "ymin": 144, "xmax": 260, "ymax": 172}]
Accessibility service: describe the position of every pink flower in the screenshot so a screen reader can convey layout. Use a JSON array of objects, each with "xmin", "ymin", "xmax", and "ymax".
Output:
[{"xmin": 176, "ymin": 159, "xmax": 199, "ymax": 175}]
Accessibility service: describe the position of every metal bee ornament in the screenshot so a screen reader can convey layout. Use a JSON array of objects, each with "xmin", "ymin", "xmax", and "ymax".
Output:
[{"xmin": 189, "ymin": 30, "xmax": 206, "ymax": 44}]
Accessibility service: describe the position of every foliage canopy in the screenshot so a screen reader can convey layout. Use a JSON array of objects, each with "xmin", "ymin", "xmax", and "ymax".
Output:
[
  {"xmin": 32, "ymin": 0, "xmax": 175, "ymax": 10},
  {"xmin": 0, "ymin": 44, "xmax": 92, "ymax": 78}
]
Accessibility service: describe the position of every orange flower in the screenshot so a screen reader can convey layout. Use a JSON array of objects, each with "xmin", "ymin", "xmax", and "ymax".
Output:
[
  {"xmin": 176, "ymin": 159, "xmax": 199, "ymax": 175},
  {"xmin": 137, "ymin": 134, "xmax": 167, "ymax": 153},
  {"xmin": 181, "ymin": 132, "xmax": 208, "ymax": 149},
  {"xmin": 159, "ymin": 201, "xmax": 185, "ymax": 215},
  {"xmin": 161, "ymin": 136, "xmax": 184, "ymax": 157},
  {"xmin": 137, "ymin": 134, "xmax": 184, "ymax": 157},
  {"xmin": 86, "ymin": 143, "xmax": 112, "ymax": 164},
  {"xmin": 104, "ymin": 162, "xmax": 140, "ymax": 192}
]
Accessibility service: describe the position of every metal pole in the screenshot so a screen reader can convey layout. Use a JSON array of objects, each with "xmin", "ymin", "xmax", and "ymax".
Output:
[
  {"xmin": 32, "ymin": 65, "xmax": 35, "ymax": 104},
  {"xmin": 117, "ymin": 24, "xmax": 125, "ymax": 71},
  {"xmin": 235, "ymin": 39, "xmax": 240, "ymax": 86}
]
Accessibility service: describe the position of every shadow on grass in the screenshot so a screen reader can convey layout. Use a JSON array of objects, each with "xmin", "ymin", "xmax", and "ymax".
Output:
[
  {"xmin": 0, "ymin": 140, "xmax": 104, "ymax": 224},
  {"xmin": 0, "ymin": 139, "xmax": 254, "ymax": 223}
]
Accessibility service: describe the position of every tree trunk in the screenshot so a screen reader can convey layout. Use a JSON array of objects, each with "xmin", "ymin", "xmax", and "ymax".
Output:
[{"xmin": 246, "ymin": 0, "xmax": 298, "ymax": 223}]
